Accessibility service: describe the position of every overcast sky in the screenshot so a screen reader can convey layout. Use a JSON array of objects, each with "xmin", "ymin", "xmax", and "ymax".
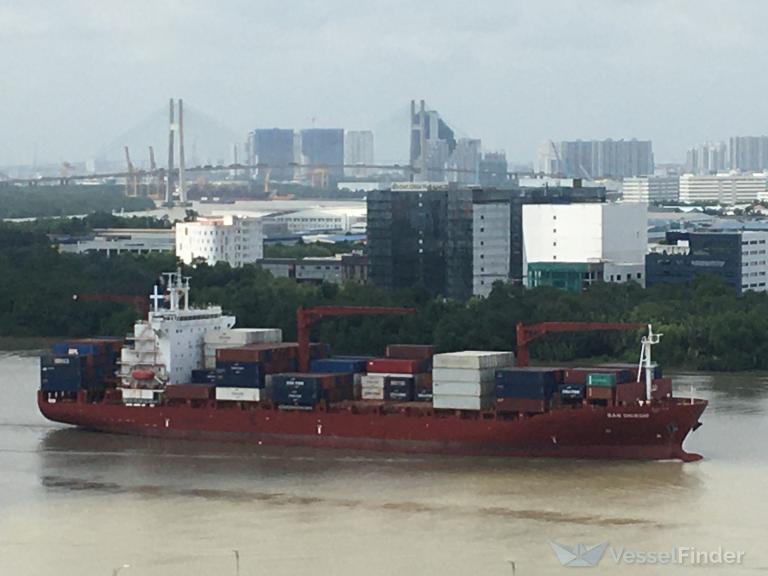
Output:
[{"xmin": 2, "ymin": 0, "xmax": 767, "ymax": 167}]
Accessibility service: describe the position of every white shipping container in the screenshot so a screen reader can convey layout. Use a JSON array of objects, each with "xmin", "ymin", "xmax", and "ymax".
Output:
[
  {"xmin": 432, "ymin": 394, "xmax": 494, "ymax": 411},
  {"xmin": 432, "ymin": 367, "xmax": 497, "ymax": 385},
  {"xmin": 215, "ymin": 387, "xmax": 262, "ymax": 402},
  {"xmin": 432, "ymin": 351, "xmax": 515, "ymax": 370},
  {"xmin": 433, "ymin": 380, "xmax": 496, "ymax": 396},
  {"xmin": 205, "ymin": 328, "xmax": 282, "ymax": 346},
  {"xmin": 120, "ymin": 388, "xmax": 161, "ymax": 400},
  {"xmin": 360, "ymin": 374, "xmax": 387, "ymax": 387},
  {"xmin": 361, "ymin": 388, "xmax": 385, "ymax": 400}
]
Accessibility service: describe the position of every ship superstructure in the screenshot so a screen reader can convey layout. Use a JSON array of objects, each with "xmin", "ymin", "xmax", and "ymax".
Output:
[{"xmin": 118, "ymin": 269, "xmax": 234, "ymax": 388}]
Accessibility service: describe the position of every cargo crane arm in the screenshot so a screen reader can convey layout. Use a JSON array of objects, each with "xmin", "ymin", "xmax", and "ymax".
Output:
[
  {"xmin": 73, "ymin": 293, "xmax": 149, "ymax": 318},
  {"xmin": 515, "ymin": 322, "xmax": 645, "ymax": 367},
  {"xmin": 297, "ymin": 306, "xmax": 416, "ymax": 372}
]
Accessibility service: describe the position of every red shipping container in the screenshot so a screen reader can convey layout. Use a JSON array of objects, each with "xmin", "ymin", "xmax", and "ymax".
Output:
[
  {"xmin": 414, "ymin": 373, "xmax": 433, "ymax": 388},
  {"xmin": 217, "ymin": 343, "xmax": 298, "ymax": 363},
  {"xmin": 651, "ymin": 377, "xmax": 672, "ymax": 399},
  {"xmin": 587, "ymin": 386, "xmax": 616, "ymax": 401},
  {"xmin": 495, "ymin": 397, "xmax": 547, "ymax": 413},
  {"xmin": 367, "ymin": 358, "xmax": 425, "ymax": 374},
  {"xmin": 616, "ymin": 381, "xmax": 645, "ymax": 403},
  {"xmin": 386, "ymin": 344, "xmax": 435, "ymax": 360},
  {"xmin": 164, "ymin": 384, "xmax": 214, "ymax": 400},
  {"xmin": 216, "ymin": 342, "xmax": 325, "ymax": 364}
]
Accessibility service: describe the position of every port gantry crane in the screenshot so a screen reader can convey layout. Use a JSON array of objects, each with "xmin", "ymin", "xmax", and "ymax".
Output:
[
  {"xmin": 515, "ymin": 322, "xmax": 646, "ymax": 367},
  {"xmin": 296, "ymin": 306, "xmax": 416, "ymax": 372}
]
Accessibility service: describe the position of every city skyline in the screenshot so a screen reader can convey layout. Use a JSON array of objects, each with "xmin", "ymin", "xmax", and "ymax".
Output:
[{"xmin": 3, "ymin": 1, "xmax": 768, "ymax": 168}]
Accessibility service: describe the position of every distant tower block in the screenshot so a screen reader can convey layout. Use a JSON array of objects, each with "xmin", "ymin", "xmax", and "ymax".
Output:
[
  {"xmin": 178, "ymin": 99, "xmax": 187, "ymax": 204},
  {"xmin": 165, "ymin": 98, "xmax": 175, "ymax": 205}
]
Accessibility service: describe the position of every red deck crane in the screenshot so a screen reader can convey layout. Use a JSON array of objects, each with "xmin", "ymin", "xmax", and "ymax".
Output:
[
  {"xmin": 297, "ymin": 306, "xmax": 416, "ymax": 372},
  {"xmin": 515, "ymin": 322, "xmax": 645, "ymax": 367},
  {"xmin": 72, "ymin": 293, "xmax": 149, "ymax": 318}
]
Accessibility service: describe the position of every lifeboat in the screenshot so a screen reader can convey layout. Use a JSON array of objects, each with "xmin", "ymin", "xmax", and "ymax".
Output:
[{"xmin": 131, "ymin": 369, "xmax": 156, "ymax": 381}]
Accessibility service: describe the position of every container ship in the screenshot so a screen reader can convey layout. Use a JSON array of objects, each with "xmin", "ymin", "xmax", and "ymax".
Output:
[{"xmin": 38, "ymin": 270, "xmax": 707, "ymax": 461}]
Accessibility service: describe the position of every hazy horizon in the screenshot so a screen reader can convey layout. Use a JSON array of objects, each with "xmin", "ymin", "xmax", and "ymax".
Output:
[{"xmin": 2, "ymin": 0, "xmax": 768, "ymax": 168}]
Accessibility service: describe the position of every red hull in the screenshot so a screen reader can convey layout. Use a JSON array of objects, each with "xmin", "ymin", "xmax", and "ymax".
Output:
[{"xmin": 38, "ymin": 393, "xmax": 707, "ymax": 462}]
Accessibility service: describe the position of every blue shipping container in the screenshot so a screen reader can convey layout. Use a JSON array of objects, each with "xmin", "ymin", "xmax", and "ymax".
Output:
[
  {"xmin": 495, "ymin": 368, "xmax": 559, "ymax": 400},
  {"xmin": 271, "ymin": 374, "xmax": 323, "ymax": 406},
  {"xmin": 191, "ymin": 369, "xmax": 224, "ymax": 385},
  {"xmin": 558, "ymin": 384, "xmax": 585, "ymax": 400},
  {"xmin": 40, "ymin": 357, "xmax": 82, "ymax": 392},
  {"xmin": 52, "ymin": 342, "xmax": 100, "ymax": 357},
  {"xmin": 216, "ymin": 361, "xmax": 263, "ymax": 388},
  {"xmin": 310, "ymin": 357, "xmax": 368, "ymax": 374},
  {"xmin": 385, "ymin": 375, "xmax": 414, "ymax": 401}
]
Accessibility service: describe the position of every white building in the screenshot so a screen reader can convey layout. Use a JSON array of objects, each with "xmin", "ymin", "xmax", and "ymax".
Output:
[
  {"xmin": 473, "ymin": 201, "xmax": 511, "ymax": 297},
  {"xmin": 344, "ymin": 131, "xmax": 374, "ymax": 177},
  {"xmin": 621, "ymin": 176, "xmax": 679, "ymax": 203},
  {"xmin": 175, "ymin": 215, "xmax": 263, "ymax": 267},
  {"xmin": 522, "ymin": 202, "xmax": 647, "ymax": 286},
  {"xmin": 685, "ymin": 141, "xmax": 728, "ymax": 175},
  {"xmin": 678, "ymin": 173, "xmax": 768, "ymax": 204},
  {"xmin": 58, "ymin": 229, "xmax": 174, "ymax": 256},
  {"xmin": 267, "ymin": 206, "xmax": 367, "ymax": 234},
  {"xmin": 741, "ymin": 231, "xmax": 768, "ymax": 293}
]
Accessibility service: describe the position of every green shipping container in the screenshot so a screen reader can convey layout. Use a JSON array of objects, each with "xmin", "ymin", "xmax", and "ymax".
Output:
[{"xmin": 587, "ymin": 373, "xmax": 617, "ymax": 388}]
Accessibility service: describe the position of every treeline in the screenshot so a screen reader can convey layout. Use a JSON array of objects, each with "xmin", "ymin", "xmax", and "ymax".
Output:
[
  {"xmin": 4, "ymin": 211, "xmax": 172, "ymax": 237},
  {"xmin": 263, "ymin": 241, "xmax": 362, "ymax": 259},
  {"xmin": 2, "ymin": 222, "xmax": 767, "ymax": 370},
  {"xmin": 0, "ymin": 185, "xmax": 154, "ymax": 219}
]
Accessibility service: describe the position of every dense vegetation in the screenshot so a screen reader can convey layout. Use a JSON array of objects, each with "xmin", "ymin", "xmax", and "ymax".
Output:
[
  {"xmin": 264, "ymin": 240, "xmax": 363, "ymax": 259},
  {"xmin": 3, "ymin": 211, "xmax": 172, "ymax": 237},
  {"xmin": 0, "ymin": 185, "xmax": 154, "ymax": 219},
  {"xmin": 2, "ymin": 220, "xmax": 767, "ymax": 371}
]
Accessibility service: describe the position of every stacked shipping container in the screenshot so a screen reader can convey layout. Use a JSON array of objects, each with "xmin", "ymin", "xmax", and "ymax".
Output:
[
  {"xmin": 432, "ymin": 351, "xmax": 515, "ymax": 410},
  {"xmin": 495, "ymin": 368, "xmax": 563, "ymax": 413},
  {"xmin": 41, "ymin": 338, "xmax": 122, "ymax": 394},
  {"xmin": 363, "ymin": 344, "xmax": 435, "ymax": 401}
]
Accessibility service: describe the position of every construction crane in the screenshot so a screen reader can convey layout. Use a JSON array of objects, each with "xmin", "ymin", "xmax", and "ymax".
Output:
[
  {"xmin": 72, "ymin": 293, "xmax": 149, "ymax": 318},
  {"xmin": 515, "ymin": 322, "xmax": 645, "ymax": 367},
  {"xmin": 297, "ymin": 306, "xmax": 416, "ymax": 372},
  {"xmin": 148, "ymin": 146, "xmax": 162, "ymax": 198}
]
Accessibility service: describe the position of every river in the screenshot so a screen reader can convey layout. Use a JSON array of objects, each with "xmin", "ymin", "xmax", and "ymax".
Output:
[{"xmin": 0, "ymin": 351, "xmax": 766, "ymax": 575}]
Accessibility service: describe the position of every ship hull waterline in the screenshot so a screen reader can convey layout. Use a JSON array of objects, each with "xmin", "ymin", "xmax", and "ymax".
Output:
[{"xmin": 38, "ymin": 394, "xmax": 708, "ymax": 462}]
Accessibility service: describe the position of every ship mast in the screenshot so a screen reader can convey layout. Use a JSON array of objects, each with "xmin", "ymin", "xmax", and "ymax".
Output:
[{"xmin": 638, "ymin": 324, "xmax": 662, "ymax": 401}]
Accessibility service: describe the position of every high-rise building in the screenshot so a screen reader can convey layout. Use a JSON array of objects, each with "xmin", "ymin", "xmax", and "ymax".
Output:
[
  {"xmin": 447, "ymin": 138, "xmax": 482, "ymax": 185},
  {"xmin": 522, "ymin": 203, "xmax": 647, "ymax": 290},
  {"xmin": 479, "ymin": 152, "xmax": 509, "ymax": 187},
  {"xmin": 729, "ymin": 136, "xmax": 768, "ymax": 173},
  {"xmin": 409, "ymin": 100, "xmax": 457, "ymax": 182},
  {"xmin": 685, "ymin": 142, "xmax": 728, "ymax": 175},
  {"xmin": 175, "ymin": 216, "xmax": 263, "ymax": 268},
  {"xmin": 344, "ymin": 131, "xmax": 375, "ymax": 177},
  {"xmin": 537, "ymin": 139, "xmax": 654, "ymax": 178},
  {"xmin": 252, "ymin": 129, "xmax": 295, "ymax": 182},
  {"xmin": 621, "ymin": 176, "xmax": 680, "ymax": 203},
  {"xmin": 367, "ymin": 184, "xmax": 606, "ymax": 300},
  {"xmin": 300, "ymin": 128, "xmax": 345, "ymax": 185},
  {"xmin": 678, "ymin": 173, "xmax": 768, "ymax": 204}
]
